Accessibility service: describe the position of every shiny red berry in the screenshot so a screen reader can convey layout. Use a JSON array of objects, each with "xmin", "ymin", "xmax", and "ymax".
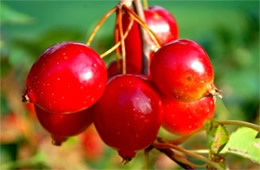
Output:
[
  {"xmin": 24, "ymin": 42, "xmax": 107, "ymax": 113},
  {"xmin": 151, "ymin": 39, "xmax": 216, "ymax": 102},
  {"xmin": 122, "ymin": 6, "xmax": 179, "ymax": 73},
  {"xmin": 94, "ymin": 74, "xmax": 162, "ymax": 160},
  {"xmin": 35, "ymin": 105, "xmax": 93, "ymax": 145},
  {"xmin": 162, "ymin": 96, "xmax": 215, "ymax": 135}
]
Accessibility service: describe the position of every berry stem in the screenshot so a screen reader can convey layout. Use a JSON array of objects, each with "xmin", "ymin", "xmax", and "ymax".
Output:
[
  {"xmin": 217, "ymin": 120, "xmax": 260, "ymax": 131},
  {"xmin": 118, "ymin": 0, "xmax": 134, "ymax": 7},
  {"xmin": 118, "ymin": 7, "xmax": 126, "ymax": 74},
  {"xmin": 144, "ymin": 147, "xmax": 151, "ymax": 170},
  {"xmin": 133, "ymin": 0, "xmax": 151, "ymax": 75},
  {"xmin": 190, "ymin": 149, "xmax": 209, "ymax": 154},
  {"xmin": 100, "ymin": 17, "xmax": 134, "ymax": 58},
  {"xmin": 156, "ymin": 147, "xmax": 199, "ymax": 169},
  {"xmin": 153, "ymin": 142, "xmax": 223, "ymax": 170},
  {"xmin": 123, "ymin": 5, "xmax": 162, "ymax": 48},
  {"xmin": 114, "ymin": 10, "xmax": 120, "ymax": 62},
  {"xmin": 86, "ymin": 7, "xmax": 117, "ymax": 46},
  {"xmin": 143, "ymin": 0, "xmax": 148, "ymax": 9},
  {"xmin": 167, "ymin": 127, "xmax": 204, "ymax": 145}
]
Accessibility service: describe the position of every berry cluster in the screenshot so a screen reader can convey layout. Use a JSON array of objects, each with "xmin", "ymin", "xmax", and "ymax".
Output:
[{"xmin": 23, "ymin": 4, "xmax": 219, "ymax": 161}]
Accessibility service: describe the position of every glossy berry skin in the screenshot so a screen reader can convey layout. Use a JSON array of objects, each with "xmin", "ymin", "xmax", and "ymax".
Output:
[
  {"xmin": 150, "ymin": 39, "xmax": 215, "ymax": 102},
  {"xmin": 162, "ymin": 96, "xmax": 215, "ymax": 135},
  {"xmin": 25, "ymin": 42, "xmax": 107, "ymax": 114},
  {"xmin": 107, "ymin": 60, "xmax": 122, "ymax": 78},
  {"xmin": 122, "ymin": 6, "xmax": 178, "ymax": 73},
  {"xmin": 94, "ymin": 74, "xmax": 162, "ymax": 160},
  {"xmin": 35, "ymin": 105, "xmax": 93, "ymax": 145}
]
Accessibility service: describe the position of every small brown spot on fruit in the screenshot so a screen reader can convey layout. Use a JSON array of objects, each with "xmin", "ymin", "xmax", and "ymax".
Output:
[{"xmin": 187, "ymin": 75, "xmax": 193, "ymax": 81}]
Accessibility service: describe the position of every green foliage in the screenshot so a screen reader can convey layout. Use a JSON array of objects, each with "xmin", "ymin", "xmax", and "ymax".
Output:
[
  {"xmin": 204, "ymin": 120, "xmax": 229, "ymax": 169},
  {"xmin": 0, "ymin": 95, "xmax": 10, "ymax": 116},
  {"xmin": 0, "ymin": 144, "xmax": 18, "ymax": 164},
  {"xmin": 221, "ymin": 127, "xmax": 260, "ymax": 164},
  {"xmin": 0, "ymin": 56, "xmax": 11, "ymax": 77},
  {"xmin": 0, "ymin": 3, "xmax": 33, "ymax": 24},
  {"xmin": 204, "ymin": 120, "xmax": 229, "ymax": 154}
]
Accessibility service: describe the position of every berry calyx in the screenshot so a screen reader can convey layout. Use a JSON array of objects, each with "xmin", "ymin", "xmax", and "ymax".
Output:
[
  {"xmin": 35, "ymin": 105, "xmax": 93, "ymax": 145},
  {"xmin": 94, "ymin": 74, "xmax": 162, "ymax": 160},
  {"xmin": 151, "ymin": 39, "xmax": 216, "ymax": 102},
  {"xmin": 162, "ymin": 96, "xmax": 216, "ymax": 135},
  {"xmin": 24, "ymin": 42, "xmax": 107, "ymax": 114}
]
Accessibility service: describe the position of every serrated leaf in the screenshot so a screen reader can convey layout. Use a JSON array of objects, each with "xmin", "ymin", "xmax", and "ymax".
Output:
[
  {"xmin": 221, "ymin": 127, "xmax": 260, "ymax": 164},
  {"xmin": 204, "ymin": 120, "xmax": 229, "ymax": 154}
]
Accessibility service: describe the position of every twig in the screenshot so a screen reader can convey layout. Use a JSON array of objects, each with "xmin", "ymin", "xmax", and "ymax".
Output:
[
  {"xmin": 218, "ymin": 120, "xmax": 260, "ymax": 131},
  {"xmin": 167, "ymin": 128, "xmax": 204, "ymax": 145},
  {"xmin": 114, "ymin": 9, "xmax": 120, "ymax": 61},
  {"xmin": 144, "ymin": 146, "xmax": 152, "ymax": 170},
  {"xmin": 143, "ymin": 0, "xmax": 148, "ymax": 9},
  {"xmin": 123, "ymin": 5, "xmax": 162, "ymax": 48},
  {"xmin": 133, "ymin": 0, "xmax": 151, "ymax": 75},
  {"xmin": 154, "ymin": 142, "xmax": 223, "ymax": 170},
  {"xmin": 156, "ymin": 148, "xmax": 196, "ymax": 170},
  {"xmin": 118, "ymin": 8, "xmax": 126, "ymax": 74},
  {"xmin": 118, "ymin": 0, "xmax": 134, "ymax": 7},
  {"xmin": 190, "ymin": 149, "xmax": 209, "ymax": 154}
]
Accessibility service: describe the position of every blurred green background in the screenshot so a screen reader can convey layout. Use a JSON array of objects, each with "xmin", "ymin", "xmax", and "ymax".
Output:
[{"xmin": 0, "ymin": 0, "xmax": 259, "ymax": 169}]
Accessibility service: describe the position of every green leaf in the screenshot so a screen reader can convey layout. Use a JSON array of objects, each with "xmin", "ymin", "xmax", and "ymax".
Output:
[
  {"xmin": 9, "ymin": 47, "xmax": 33, "ymax": 70},
  {"xmin": 0, "ymin": 3, "xmax": 33, "ymax": 24},
  {"xmin": 0, "ymin": 95, "xmax": 11, "ymax": 116},
  {"xmin": 204, "ymin": 120, "xmax": 229, "ymax": 154},
  {"xmin": 221, "ymin": 127, "xmax": 260, "ymax": 164}
]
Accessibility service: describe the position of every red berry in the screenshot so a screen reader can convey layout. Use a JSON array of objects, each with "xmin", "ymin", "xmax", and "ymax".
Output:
[
  {"xmin": 107, "ymin": 60, "xmax": 122, "ymax": 78},
  {"xmin": 122, "ymin": 6, "xmax": 178, "ymax": 73},
  {"xmin": 80, "ymin": 125, "xmax": 104, "ymax": 161},
  {"xmin": 35, "ymin": 105, "xmax": 93, "ymax": 145},
  {"xmin": 93, "ymin": 74, "xmax": 162, "ymax": 160},
  {"xmin": 162, "ymin": 96, "xmax": 215, "ymax": 135},
  {"xmin": 150, "ymin": 39, "xmax": 215, "ymax": 102},
  {"xmin": 24, "ymin": 42, "xmax": 107, "ymax": 114}
]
